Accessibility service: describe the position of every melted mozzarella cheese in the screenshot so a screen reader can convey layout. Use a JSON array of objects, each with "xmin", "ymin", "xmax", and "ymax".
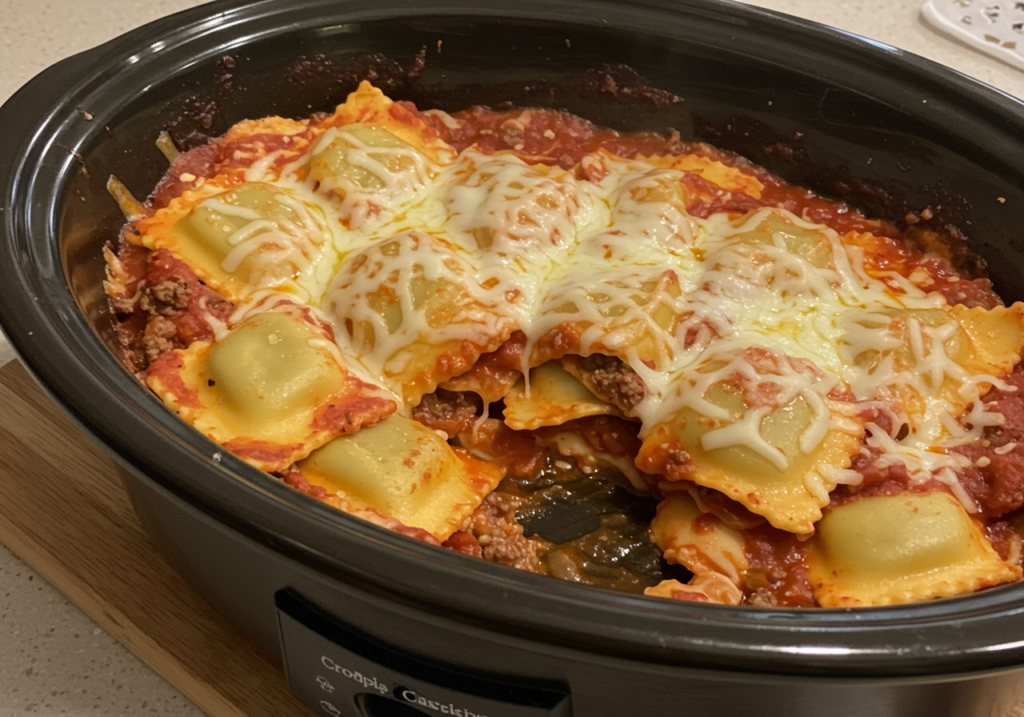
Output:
[
  {"xmin": 303, "ymin": 123, "xmax": 441, "ymax": 232},
  {"xmin": 444, "ymin": 149, "xmax": 609, "ymax": 325},
  {"xmin": 322, "ymin": 230, "xmax": 517, "ymax": 404},
  {"xmin": 130, "ymin": 85, "xmax": 1024, "ymax": 537}
]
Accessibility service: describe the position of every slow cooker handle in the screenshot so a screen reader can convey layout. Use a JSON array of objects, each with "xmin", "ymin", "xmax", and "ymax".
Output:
[{"xmin": 276, "ymin": 590, "xmax": 572, "ymax": 717}]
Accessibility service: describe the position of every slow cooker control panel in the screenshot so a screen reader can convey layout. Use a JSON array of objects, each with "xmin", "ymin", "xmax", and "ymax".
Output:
[{"xmin": 276, "ymin": 590, "xmax": 571, "ymax": 717}]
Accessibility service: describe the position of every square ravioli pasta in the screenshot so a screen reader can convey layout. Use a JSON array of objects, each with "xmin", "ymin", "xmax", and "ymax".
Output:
[{"xmin": 105, "ymin": 80, "xmax": 1024, "ymax": 607}]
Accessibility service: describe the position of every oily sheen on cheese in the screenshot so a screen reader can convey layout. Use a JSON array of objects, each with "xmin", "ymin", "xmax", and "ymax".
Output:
[{"xmin": 106, "ymin": 80, "xmax": 1024, "ymax": 607}]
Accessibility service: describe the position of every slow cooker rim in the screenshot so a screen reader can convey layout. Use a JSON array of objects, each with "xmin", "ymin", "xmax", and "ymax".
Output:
[{"xmin": 4, "ymin": 0, "xmax": 1024, "ymax": 677}]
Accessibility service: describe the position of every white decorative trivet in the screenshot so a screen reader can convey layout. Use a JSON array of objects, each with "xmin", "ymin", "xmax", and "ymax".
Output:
[{"xmin": 922, "ymin": 0, "xmax": 1024, "ymax": 71}]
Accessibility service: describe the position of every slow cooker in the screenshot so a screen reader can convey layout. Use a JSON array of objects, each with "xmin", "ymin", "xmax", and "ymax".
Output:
[{"xmin": 3, "ymin": 1, "xmax": 1024, "ymax": 715}]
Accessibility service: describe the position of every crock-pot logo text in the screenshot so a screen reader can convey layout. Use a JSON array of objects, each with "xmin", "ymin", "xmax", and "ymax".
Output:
[
  {"xmin": 320, "ymin": 656, "xmax": 387, "ymax": 694},
  {"xmin": 398, "ymin": 687, "xmax": 489, "ymax": 717}
]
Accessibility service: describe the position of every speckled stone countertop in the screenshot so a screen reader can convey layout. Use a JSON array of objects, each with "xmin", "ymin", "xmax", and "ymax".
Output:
[
  {"xmin": 2, "ymin": 1, "xmax": 1024, "ymax": 715},
  {"xmin": 0, "ymin": 4, "xmax": 207, "ymax": 716}
]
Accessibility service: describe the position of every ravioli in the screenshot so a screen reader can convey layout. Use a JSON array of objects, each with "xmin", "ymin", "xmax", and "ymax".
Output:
[
  {"xmin": 323, "ymin": 230, "xmax": 518, "ymax": 405},
  {"xmin": 637, "ymin": 347, "xmax": 865, "ymax": 534},
  {"xmin": 808, "ymin": 493, "xmax": 1021, "ymax": 607},
  {"xmin": 643, "ymin": 574, "xmax": 744, "ymax": 605},
  {"xmin": 503, "ymin": 361, "xmax": 621, "ymax": 431},
  {"xmin": 315, "ymin": 81, "xmax": 457, "ymax": 167},
  {"xmin": 133, "ymin": 181, "xmax": 339, "ymax": 304},
  {"xmin": 650, "ymin": 492, "xmax": 749, "ymax": 585},
  {"xmin": 530, "ymin": 266, "xmax": 686, "ymax": 371},
  {"xmin": 145, "ymin": 306, "xmax": 396, "ymax": 471},
  {"xmin": 642, "ymin": 151, "xmax": 765, "ymax": 200},
  {"xmin": 296, "ymin": 415, "xmax": 504, "ymax": 541}
]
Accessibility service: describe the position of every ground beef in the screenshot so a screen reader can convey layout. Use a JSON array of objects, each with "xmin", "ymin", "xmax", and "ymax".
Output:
[
  {"xmin": 986, "ymin": 520, "xmax": 1021, "ymax": 563},
  {"xmin": 140, "ymin": 278, "xmax": 190, "ymax": 315},
  {"xmin": 109, "ymin": 293, "xmax": 139, "ymax": 315},
  {"xmin": 141, "ymin": 316, "xmax": 179, "ymax": 365},
  {"xmin": 411, "ymin": 389, "xmax": 481, "ymax": 437},
  {"xmin": 563, "ymin": 354, "xmax": 646, "ymax": 414},
  {"xmin": 108, "ymin": 242, "xmax": 233, "ymax": 372},
  {"xmin": 456, "ymin": 493, "xmax": 541, "ymax": 573},
  {"xmin": 661, "ymin": 448, "xmax": 692, "ymax": 474}
]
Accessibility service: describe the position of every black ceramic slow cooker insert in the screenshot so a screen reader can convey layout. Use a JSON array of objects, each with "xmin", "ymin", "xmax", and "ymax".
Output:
[{"xmin": 3, "ymin": 1, "xmax": 1024, "ymax": 716}]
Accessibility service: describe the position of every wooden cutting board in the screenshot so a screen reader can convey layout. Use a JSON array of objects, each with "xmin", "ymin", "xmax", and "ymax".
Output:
[
  {"xmin": 0, "ymin": 359, "xmax": 315, "ymax": 717},
  {"xmin": 0, "ymin": 357, "xmax": 1022, "ymax": 717}
]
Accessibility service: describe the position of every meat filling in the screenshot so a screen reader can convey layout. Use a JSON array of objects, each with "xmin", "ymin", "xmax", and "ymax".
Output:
[
  {"xmin": 453, "ymin": 492, "xmax": 542, "ymax": 573},
  {"xmin": 562, "ymin": 354, "xmax": 647, "ymax": 415}
]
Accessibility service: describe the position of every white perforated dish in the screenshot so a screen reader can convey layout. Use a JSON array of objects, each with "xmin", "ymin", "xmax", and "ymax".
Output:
[{"xmin": 922, "ymin": 0, "xmax": 1024, "ymax": 71}]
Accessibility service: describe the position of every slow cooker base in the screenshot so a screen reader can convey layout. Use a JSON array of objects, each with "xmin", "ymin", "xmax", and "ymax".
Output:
[{"xmin": 120, "ymin": 465, "xmax": 1024, "ymax": 717}]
